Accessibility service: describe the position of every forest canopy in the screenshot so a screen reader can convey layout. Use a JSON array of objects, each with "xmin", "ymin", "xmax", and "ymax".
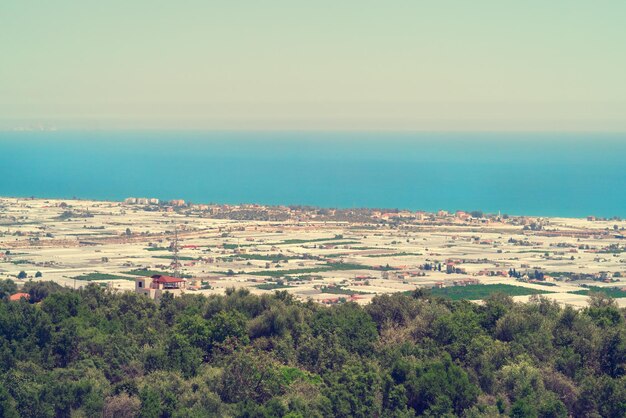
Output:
[{"xmin": 0, "ymin": 279, "xmax": 625, "ymax": 417}]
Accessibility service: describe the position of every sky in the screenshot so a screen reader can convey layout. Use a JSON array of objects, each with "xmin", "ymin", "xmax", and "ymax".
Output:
[{"xmin": 1, "ymin": 1, "xmax": 626, "ymax": 131}]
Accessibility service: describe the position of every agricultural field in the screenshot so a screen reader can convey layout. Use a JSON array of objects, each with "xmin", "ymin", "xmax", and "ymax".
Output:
[{"xmin": 1, "ymin": 197, "xmax": 625, "ymax": 307}]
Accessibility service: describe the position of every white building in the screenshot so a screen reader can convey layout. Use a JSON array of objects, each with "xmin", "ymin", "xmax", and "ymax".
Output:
[{"xmin": 135, "ymin": 274, "xmax": 187, "ymax": 301}]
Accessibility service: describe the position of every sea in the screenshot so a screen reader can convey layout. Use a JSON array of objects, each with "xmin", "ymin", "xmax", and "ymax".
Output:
[{"xmin": 1, "ymin": 131, "xmax": 625, "ymax": 218}]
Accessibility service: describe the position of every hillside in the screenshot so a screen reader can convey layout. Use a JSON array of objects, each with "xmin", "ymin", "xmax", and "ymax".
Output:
[{"xmin": 0, "ymin": 280, "xmax": 625, "ymax": 417}]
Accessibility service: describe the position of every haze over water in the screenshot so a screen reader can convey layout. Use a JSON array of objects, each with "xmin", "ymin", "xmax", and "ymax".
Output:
[{"xmin": 1, "ymin": 131, "xmax": 625, "ymax": 218}]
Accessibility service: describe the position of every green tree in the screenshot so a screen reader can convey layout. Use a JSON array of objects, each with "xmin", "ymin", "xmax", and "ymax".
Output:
[
  {"xmin": 311, "ymin": 302, "xmax": 377, "ymax": 356},
  {"xmin": 23, "ymin": 280, "xmax": 67, "ymax": 302},
  {"xmin": 220, "ymin": 350, "xmax": 284, "ymax": 403},
  {"xmin": 393, "ymin": 354, "xmax": 479, "ymax": 416},
  {"xmin": 139, "ymin": 387, "xmax": 161, "ymax": 418},
  {"xmin": 0, "ymin": 279, "xmax": 18, "ymax": 300},
  {"xmin": 0, "ymin": 383, "xmax": 19, "ymax": 418},
  {"xmin": 324, "ymin": 359, "xmax": 383, "ymax": 417},
  {"xmin": 207, "ymin": 310, "xmax": 249, "ymax": 349}
]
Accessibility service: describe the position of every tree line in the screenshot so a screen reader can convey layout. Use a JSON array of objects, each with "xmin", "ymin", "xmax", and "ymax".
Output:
[{"xmin": 0, "ymin": 279, "xmax": 625, "ymax": 417}]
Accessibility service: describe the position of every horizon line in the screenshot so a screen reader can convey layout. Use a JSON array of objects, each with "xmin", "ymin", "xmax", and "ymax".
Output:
[{"xmin": 2, "ymin": 128, "xmax": 626, "ymax": 134}]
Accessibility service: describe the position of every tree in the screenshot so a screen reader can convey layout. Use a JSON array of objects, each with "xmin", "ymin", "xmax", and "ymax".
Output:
[
  {"xmin": 24, "ymin": 280, "xmax": 68, "ymax": 302},
  {"xmin": 366, "ymin": 293, "xmax": 420, "ymax": 330},
  {"xmin": 0, "ymin": 279, "xmax": 18, "ymax": 299},
  {"xmin": 103, "ymin": 393, "xmax": 141, "ymax": 418},
  {"xmin": 585, "ymin": 292, "xmax": 622, "ymax": 327},
  {"xmin": 470, "ymin": 210, "xmax": 484, "ymax": 218},
  {"xmin": 164, "ymin": 333, "xmax": 202, "ymax": 378},
  {"xmin": 0, "ymin": 383, "xmax": 19, "ymax": 418},
  {"xmin": 311, "ymin": 302, "xmax": 378, "ymax": 356},
  {"xmin": 588, "ymin": 291, "xmax": 618, "ymax": 309},
  {"xmin": 325, "ymin": 359, "xmax": 383, "ymax": 417},
  {"xmin": 396, "ymin": 354, "xmax": 479, "ymax": 416},
  {"xmin": 17, "ymin": 271, "xmax": 27, "ymax": 279},
  {"xmin": 42, "ymin": 292, "xmax": 81, "ymax": 323},
  {"xmin": 2, "ymin": 361, "xmax": 55, "ymax": 417},
  {"xmin": 35, "ymin": 271, "xmax": 43, "ymax": 278},
  {"xmin": 207, "ymin": 310, "xmax": 249, "ymax": 349},
  {"xmin": 139, "ymin": 387, "xmax": 161, "ymax": 418},
  {"xmin": 598, "ymin": 330, "xmax": 626, "ymax": 378},
  {"xmin": 220, "ymin": 350, "xmax": 284, "ymax": 403},
  {"xmin": 0, "ymin": 279, "xmax": 624, "ymax": 417}
]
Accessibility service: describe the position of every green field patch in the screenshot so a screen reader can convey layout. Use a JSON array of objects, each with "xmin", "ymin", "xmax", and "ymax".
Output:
[
  {"xmin": 152, "ymin": 255, "xmax": 197, "ymax": 261},
  {"xmin": 251, "ymin": 267, "xmax": 333, "ymax": 277},
  {"xmin": 222, "ymin": 237, "xmax": 354, "ymax": 250},
  {"xmin": 255, "ymin": 283, "xmax": 295, "ymax": 290},
  {"xmin": 365, "ymin": 252, "xmax": 422, "ymax": 258},
  {"xmin": 313, "ymin": 241, "xmax": 362, "ymax": 246},
  {"xmin": 228, "ymin": 253, "xmax": 302, "ymax": 262},
  {"xmin": 542, "ymin": 271, "xmax": 574, "ymax": 278},
  {"xmin": 570, "ymin": 286, "xmax": 626, "ymax": 298},
  {"xmin": 322, "ymin": 253, "xmax": 352, "ymax": 258},
  {"xmin": 223, "ymin": 243, "xmax": 244, "ymax": 249},
  {"xmin": 278, "ymin": 237, "xmax": 346, "ymax": 245},
  {"xmin": 145, "ymin": 247, "xmax": 170, "ymax": 251},
  {"xmin": 320, "ymin": 285, "xmax": 371, "ymax": 295},
  {"xmin": 248, "ymin": 262, "xmax": 395, "ymax": 277},
  {"xmin": 68, "ymin": 232, "xmax": 111, "ymax": 236},
  {"xmin": 328, "ymin": 262, "xmax": 397, "ymax": 271},
  {"xmin": 73, "ymin": 273, "xmax": 134, "ymax": 281},
  {"xmin": 429, "ymin": 283, "xmax": 554, "ymax": 300}
]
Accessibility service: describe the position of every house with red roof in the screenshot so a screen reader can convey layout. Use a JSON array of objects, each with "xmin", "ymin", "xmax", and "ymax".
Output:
[
  {"xmin": 135, "ymin": 274, "xmax": 187, "ymax": 301},
  {"xmin": 9, "ymin": 292, "xmax": 30, "ymax": 302}
]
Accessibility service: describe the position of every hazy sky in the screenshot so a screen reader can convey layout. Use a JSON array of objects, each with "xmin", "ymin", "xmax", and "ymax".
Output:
[{"xmin": 2, "ymin": 1, "xmax": 626, "ymax": 131}]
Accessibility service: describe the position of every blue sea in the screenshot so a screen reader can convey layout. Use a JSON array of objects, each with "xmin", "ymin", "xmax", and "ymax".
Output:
[{"xmin": 1, "ymin": 131, "xmax": 625, "ymax": 218}]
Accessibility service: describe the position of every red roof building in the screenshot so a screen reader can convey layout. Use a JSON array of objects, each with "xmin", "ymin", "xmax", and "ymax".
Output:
[
  {"xmin": 135, "ymin": 275, "xmax": 188, "ymax": 300},
  {"xmin": 9, "ymin": 292, "xmax": 30, "ymax": 301},
  {"xmin": 150, "ymin": 275, "xmax": 186, "ymax": 288}
]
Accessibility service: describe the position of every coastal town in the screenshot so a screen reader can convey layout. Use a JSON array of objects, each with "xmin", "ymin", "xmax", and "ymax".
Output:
[{"xmin": 1, "ymin": 196, "xmax": 625, "ymax": 307}]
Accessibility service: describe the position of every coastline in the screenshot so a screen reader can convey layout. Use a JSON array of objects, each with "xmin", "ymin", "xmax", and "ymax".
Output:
[{"xmin": 1, "ymin": 195, "xmax": 623, "ymax": 221}]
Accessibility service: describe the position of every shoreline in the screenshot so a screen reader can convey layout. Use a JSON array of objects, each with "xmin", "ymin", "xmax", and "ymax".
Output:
[{"xmin": 1, "ymin": 195, "xmax": 622, "ymax": 222}]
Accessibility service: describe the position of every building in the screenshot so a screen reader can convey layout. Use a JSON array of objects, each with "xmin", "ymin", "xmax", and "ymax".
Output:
[
  {"xmin": 135, "ymin": 274, "xmax": 187, "ymax": 301},
  {"xmin": 452, "ymin": 278, "xmax": 480, "ymax": 286},
  {"xmin": 125, "ymin": 197, "xmax": 158, "ymax": 205},
  {"xmin": 8, "ymin": 292, "xmax": 30, "ymax": 301}
]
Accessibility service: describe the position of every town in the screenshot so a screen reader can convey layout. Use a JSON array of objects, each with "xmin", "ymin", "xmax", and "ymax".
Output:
[{"xmin": 1, "ymin": 196, "xmax": 625, "ymax": 307}]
